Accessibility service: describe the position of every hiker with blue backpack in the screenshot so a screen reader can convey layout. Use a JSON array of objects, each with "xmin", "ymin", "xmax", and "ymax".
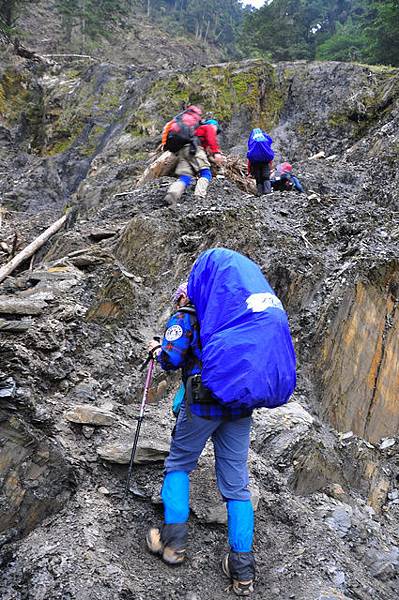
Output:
[
  {"xmin": 247, "ymin": 128, "xmax": 275, "ymax": 196},
  {"xmin": 146, "ymin": 248, "xmax": 296, "ymax": 596},
  {"xmin": 162, "ymin": 107, "xmax": 224, "ymax": 206}
]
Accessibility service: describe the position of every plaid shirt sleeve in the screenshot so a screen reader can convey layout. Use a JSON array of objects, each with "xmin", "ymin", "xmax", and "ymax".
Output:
[{"xmin": 157, "ymin": 311, "xmax": 193, "ymax": 371}]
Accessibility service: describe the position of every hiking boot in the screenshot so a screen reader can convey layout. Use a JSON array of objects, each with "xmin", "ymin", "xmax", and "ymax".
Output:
[
  {"xmin": 164, "ymin": 193, "xmax": 177, "ymax": 207},
  {"xmin": 256, "ymin": 183, "xmax": 263, "ymax": 197},
  {"xmin": 194, "ymin": 177, "xmax": 209, "ymax": 199},
  {"xmin": 164, "ymin": 180, "xmax": 186, "ymax": 207},
  {"xmin": 222, "ymin": 551, "xmax": 255, "ymax": 596},
  {"xmin": 262, "ymin": 180, "xmax": 272, "ymax": 194},
  {"xmin": 146, "ymin": 524, "xmax": 187, "ymax": 566}
]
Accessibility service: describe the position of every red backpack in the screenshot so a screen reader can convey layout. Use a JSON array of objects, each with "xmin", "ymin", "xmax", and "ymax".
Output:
[{"xmin": 164, "ymin": 105, "xmax": 202, "ymax": 154}]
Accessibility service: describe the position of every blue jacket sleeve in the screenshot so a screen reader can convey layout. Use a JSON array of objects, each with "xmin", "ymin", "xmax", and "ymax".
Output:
[
  {"xmin": 157, "ymin": 312, "xmax": 192, "ymax": 371},
  {"xmin": 292, "ymin": 175, "xmax": 304, "ymax": 193}
]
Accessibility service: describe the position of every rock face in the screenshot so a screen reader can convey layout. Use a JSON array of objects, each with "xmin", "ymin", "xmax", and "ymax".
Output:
[
  {"xmin": 0, "ymin": 409, "xmax": 74, "ymax": 540},
  {"xmin": 317, "ymin": 262, "xmax": 399, "ymax": 443}
]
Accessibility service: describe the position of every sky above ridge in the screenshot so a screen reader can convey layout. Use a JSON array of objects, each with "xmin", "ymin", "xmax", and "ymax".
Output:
[{"xmin": 242, "ymin": 0, "xmax": 265, "ymax": 7}]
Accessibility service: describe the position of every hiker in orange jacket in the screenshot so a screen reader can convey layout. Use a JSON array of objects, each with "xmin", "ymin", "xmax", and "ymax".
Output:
[{"xmin": 164, "ymin": 116, "xmax": 224, "ymax": 206}]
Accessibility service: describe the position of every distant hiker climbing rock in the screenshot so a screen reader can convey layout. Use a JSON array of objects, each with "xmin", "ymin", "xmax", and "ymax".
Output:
[
  {"xmin": 162, "ymin": 108, "xmax": 225, "ymax": 206},
  {"xmin": 146, "ymin": 248, "xmax": 297, "ymax": 596},
  {"xmin": 271, "ymin": 162, "xmax": 304, "ymax": 193},
  {"xmin": 247, "ymin": 128, "xmax": 275, "ymax": 196}
]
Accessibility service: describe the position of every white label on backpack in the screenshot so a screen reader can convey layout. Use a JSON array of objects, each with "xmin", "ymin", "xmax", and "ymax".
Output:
[
  {"xmin": 246, "ymin": 292, "xmax": 284, "ymax": 313},
  {"xmin": 253, "ymin": 128, "xmax": 266, "ymax": 142},
  {"xmin": 165, "ymin": 324, "xmax": 183, "ymax": 341}
]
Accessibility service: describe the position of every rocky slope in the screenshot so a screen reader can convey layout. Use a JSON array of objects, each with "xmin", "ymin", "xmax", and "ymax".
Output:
[{"xmin": 0, "ymin": 28, "xmax": 399, "ymax": 600}]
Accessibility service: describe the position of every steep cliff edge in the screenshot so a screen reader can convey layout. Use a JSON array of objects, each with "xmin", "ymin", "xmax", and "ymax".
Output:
[{"xmin": 0, "ymin": 33, "xmax": 399, "ymax": 600}]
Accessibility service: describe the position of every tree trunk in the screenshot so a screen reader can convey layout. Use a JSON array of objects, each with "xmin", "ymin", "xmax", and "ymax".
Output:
[
  {"xmin": 204, "ymin": 19, "xmax": 210, "ymax": 42},
  {"xmin": 2, "ymin": 1, "xmax": 13, "ymax": 27},
  {"xmin": 215, "ymin": 28, "xmax": 224, "ymax": 42},
  {"xmin": 136, "ymin": 151, "xmax": 178, "ymax": 187},
  {"xmin": 0, "ymin": 213, "xmax": 68, "ymax": 284}
]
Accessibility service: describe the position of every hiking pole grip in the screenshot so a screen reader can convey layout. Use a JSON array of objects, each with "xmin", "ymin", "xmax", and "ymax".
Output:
[
  {"xmin": 140, "ymin": 336, "xmax": 161, "ymax": 371},
  {"xmin": 124, "ymin": 357, "xmax": 155, "ymax": 500}
]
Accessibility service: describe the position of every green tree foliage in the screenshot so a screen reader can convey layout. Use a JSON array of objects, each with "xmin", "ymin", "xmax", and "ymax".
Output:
[
  {"xmin": 353, "ymin": 0, "xmax": 399, "ymax": 66},
  {"xmin": 147, "ymin": 0, "xmax": 245, "ymax": 52},
  {"xmin": 242, "ymin": 0, "xmax": 399, "ymax": 67},
  {"xmin": 56, "ymin": 0, "xmax": 129, "ymax": 44},
  {"xmin": 316, "ymin": 18, "xmax": 368, "ymax": 62},
  {"xmin": 240, "ymin": 0, "xmax": 352, "ymax": 61},
  {"xmin": 2, "ymin": 0, "xmax": 398, "ymax": 66}
]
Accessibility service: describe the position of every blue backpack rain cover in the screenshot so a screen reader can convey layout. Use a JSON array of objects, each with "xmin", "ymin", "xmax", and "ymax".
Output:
[
  {"xmin": 187, "ymin": 248, "xmax": 296, "ymax": 410},
  {"xmin": 247, "ymin": 128, "xmax": 275, "ymax": 163}
]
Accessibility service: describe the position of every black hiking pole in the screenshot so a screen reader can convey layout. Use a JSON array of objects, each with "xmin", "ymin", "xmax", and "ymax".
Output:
[{"xmin": 124, "ymin": 354, "xmax": 156, "ymax": 501}]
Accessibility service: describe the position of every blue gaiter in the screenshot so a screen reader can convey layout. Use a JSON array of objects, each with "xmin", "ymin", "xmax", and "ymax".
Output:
[
  {"xmin": 227, "ymin": 499, "xmax": 254, "ymax": 552},
  {"xmin": 161, "ymin": 471, "xmax": 190, "ymax": 524}
]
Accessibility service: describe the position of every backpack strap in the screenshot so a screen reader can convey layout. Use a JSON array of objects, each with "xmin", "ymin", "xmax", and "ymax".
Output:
[
  {"xmin": 171, "ymin": 304, "xmax": 199, "ymax": 340},
  {"xmin": 176, "ymin": 305, "xmax": 197, "ymax": 318},
  {"xmin": 172, "ymin": 305, "xmax": 200, "ymax": 420}
]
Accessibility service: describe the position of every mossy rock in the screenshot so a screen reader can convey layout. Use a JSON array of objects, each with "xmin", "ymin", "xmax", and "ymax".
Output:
[
  {"xmin": 0, "ymin": 69, "xmax": 31, "ymax": 123},
  {"xmin": 127, "ymin": 60, "xmax": 286, "ymax": 138},
  {"xmin": 42, "ymin": 66, "xmax": 126, "ymax": 157},
  {"xmin": 327, "ymin": 71, "xmax": 399, "ymax": 138}
]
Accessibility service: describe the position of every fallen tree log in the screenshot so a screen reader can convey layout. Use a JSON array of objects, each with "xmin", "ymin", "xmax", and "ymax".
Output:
[
  {"xmin": 0, "ymin": 213, "xmax": 68, "ymax": 285},
  {"xmin": 42, "ymin": 53, "xmax": 98, "ymax": 62},
  {"xmin": 136, "ymin": 151, "xmax": 178, "ymax": 187}
]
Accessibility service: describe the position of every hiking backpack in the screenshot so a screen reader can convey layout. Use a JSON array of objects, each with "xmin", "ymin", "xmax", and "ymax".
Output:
[
  {"xmin": 164, "ymin": 106, "xmax": 202, "ymax": 154},
  {"xmin": 278, "ymin": 162, "xmax": 292, "ymax": 174},
  {"xmin": 187, "ymin": 248, "xmax": 296, "ymax": 411},
  {"xmin": 247, "ymin": 128, "xmax": 275, "ymax": 163}
]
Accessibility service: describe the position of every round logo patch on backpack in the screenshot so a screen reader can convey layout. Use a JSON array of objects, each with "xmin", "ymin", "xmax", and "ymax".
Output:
[{"xmin": 165, "ymin": 324, "xmax": 183, "ymax": 341}]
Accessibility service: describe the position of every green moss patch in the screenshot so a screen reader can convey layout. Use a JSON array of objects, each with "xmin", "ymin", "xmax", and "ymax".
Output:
[
  {"xmin": 127, "ymin": 60, "xmax": 286, "ymax": 137},
  {"xmin": 43, "ymin": 69, "xmax": 125, "ymax": 157},
  {"xmin": 0, "ymin": 70, "xmax": 32, "ymax": 123}
]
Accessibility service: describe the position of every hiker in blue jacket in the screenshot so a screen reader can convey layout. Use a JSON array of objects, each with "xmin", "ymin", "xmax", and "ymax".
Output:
[
  {"xmin": 247, "ymin": 128, "xmax": 275, "ymax": 196},
  {"xmin": 147, "ymin": 250, "xmax": 296, "ymax": 597},
  {"xmin": 271, "ymin": 162, "xmax": 305, "ymax": 193}
]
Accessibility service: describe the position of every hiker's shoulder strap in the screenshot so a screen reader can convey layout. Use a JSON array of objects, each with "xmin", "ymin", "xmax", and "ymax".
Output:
[
  {"xmin": 172, "ymin": 305, "xmax": 197, "ymax": 322},
  {"xmin": 177, "ymin": 305, "xmax": 196, "ymax": 317},
  {"xmin": 162, "ymin": 120, "xmax": 173, "ymax": 146},
  {"xmin": 172, "ymin": 305, "xmax": 198, "ymax": 327}
]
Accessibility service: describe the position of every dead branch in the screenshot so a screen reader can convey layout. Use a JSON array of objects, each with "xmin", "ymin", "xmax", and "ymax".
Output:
[
  {"xmin": 224, "ymin": 155, "xmax": 257, "ymax": 195},
  {"xmin": 42, "ymin": 53, "xmax": 98, "ymax": 62},
  {"xmin": 0, "ymin": 206, "xmax": 6, "ymax": 229},
  {"xmin": 0, "ymin": 212, "xmax": 69, "ymax": 285},
  {"xmin": 11, "ymin": 232, "xmax": 18, "ymax": 258}
]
